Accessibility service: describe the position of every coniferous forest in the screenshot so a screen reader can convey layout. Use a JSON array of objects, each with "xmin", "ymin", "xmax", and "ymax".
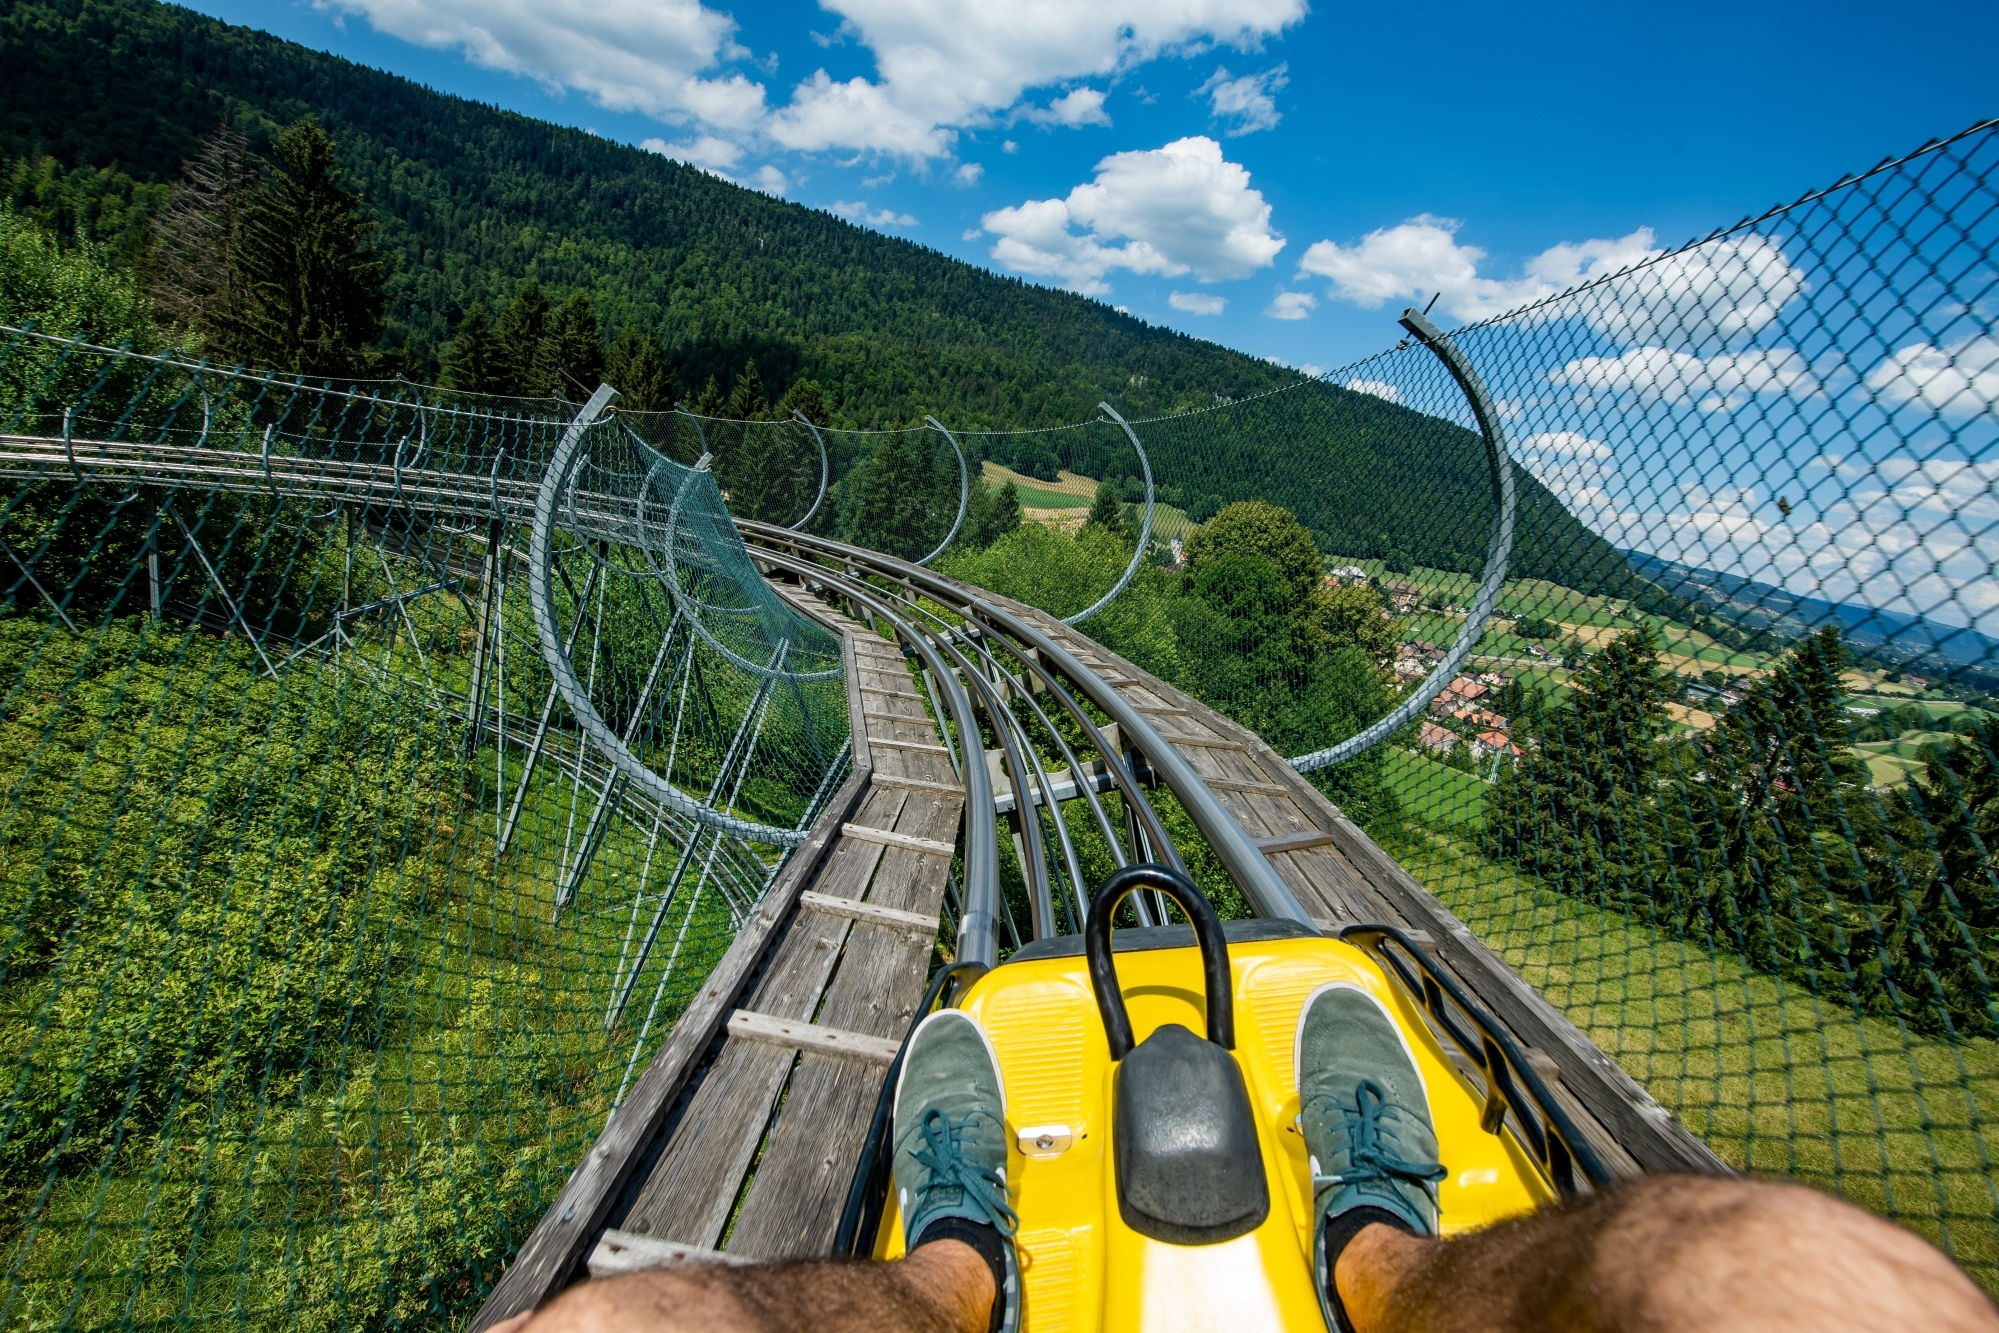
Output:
[{"xmin": 0, "ymin": 0, "xmax": 1294, "ymax": 427}]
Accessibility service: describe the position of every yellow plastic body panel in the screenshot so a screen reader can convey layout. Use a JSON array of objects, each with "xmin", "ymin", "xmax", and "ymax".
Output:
[{"xmin": 875, "ymin": 935, "xmax": 1557, "ymax": 1332}]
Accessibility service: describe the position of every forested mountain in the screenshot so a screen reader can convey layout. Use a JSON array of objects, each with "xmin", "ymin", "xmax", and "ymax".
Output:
[
  {"xmin": 0, "ymin": 0, "xmax": 1298, "ymax": 427},
  {"xmin": 0, "ymin": 0, "xmax": 1669, "ymax": 602}
]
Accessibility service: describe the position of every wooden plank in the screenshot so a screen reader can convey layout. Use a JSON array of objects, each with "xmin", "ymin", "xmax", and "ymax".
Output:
[
  {"xmin": 863, "ymin": 707, "xmax": 930, "ymax": 725},
  {"xmin": 801, "ymin": 889, "xmax": 940, "ymax": 932},
  {"xmin": 614, "ymin": 779, "xmax": 922, "ymax": 1248},
  {"xmin": 868, "ymin": 773, "xmax": 962, "ymax": 796},
  {"xmin": 469, "ymin": 766, "xmax": 874, "ymax": 1330},
  {"xmin": 616, "ymin": 1041, "xmax": 795, "ymax": 1248},
  {"xmin": 1149, "ymin": 730, "xmax": 1245, "ymax": 751},
  {"xmin": 722, "ymin": 1054, "xmax": 884, "ymax": 1260},
  {"xmin": 590, "ymin": 1231, "xmax": 748, "ymax": 1279},
  {"xmin": 728, "ymin": 1009, "xmax": 902, "ymax": 1064},
  {"xmin": 1255, "ymin": 829, "xmax": 1340, "ymax": 854},
  {"xmin": 725, "ymin": 792, "xmax": 958, "ymax": 1260},
  {"xmin": 839, "ymin": 611, "xmax": 872, "ymax": 771},
  {"xmin": 1200, "ymin": 776, "xmax": 1290, "ymax": 796},
  {"xmin": 870, "ymin": 737, "xmax": 950, "ymax": 754},
  {"xmin": 841, "ymin": 822, "xmax": 956, "ymax": 856}
]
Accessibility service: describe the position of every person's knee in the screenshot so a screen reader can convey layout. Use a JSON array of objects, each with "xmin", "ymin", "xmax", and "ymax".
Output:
[
  {"xmin": 515, "ymin": 1267, "xmax": 748, "ymax": 1333},
  {"xmin": 1593, "ymin": 1176, "xmax": 1997, "ymax": 1332}
]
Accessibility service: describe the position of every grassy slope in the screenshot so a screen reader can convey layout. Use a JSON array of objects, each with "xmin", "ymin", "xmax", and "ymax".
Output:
[{"xmin": 1382, "ymin": 822, "xmax": 1999, "ymax": 1290}]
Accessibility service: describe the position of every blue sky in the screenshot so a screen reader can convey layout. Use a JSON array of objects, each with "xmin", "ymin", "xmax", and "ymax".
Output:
[{"xmin": 179, "ymin": 0, "xmax": 1997, "ymax": 375}]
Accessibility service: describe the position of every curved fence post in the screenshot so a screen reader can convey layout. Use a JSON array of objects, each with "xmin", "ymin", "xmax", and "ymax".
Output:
[
  {"xmin": 527, "ymin": 383, "xmax": 817, "ymax": 847},
  {"xmin": 1064, "ymin": 401, "xmax": 1158, "ymax": 626},
  {"xmin": 1289, "ymin": 308, "xmax": 1517, "ymax": 774},
  {"xmin": 788, "ymin": 409, "xmax": 831, "ymax": 531},
  {"xmin": 915, "ymin": 415, "xmax": 970, "ymax": 566}
]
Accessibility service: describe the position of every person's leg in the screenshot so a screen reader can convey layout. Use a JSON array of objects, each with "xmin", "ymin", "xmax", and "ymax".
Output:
[
  {"xmin": 1330, "ymin": 1173, "xmax": 1999, "ymax": 1333},
  {"xmin": 1294, "ymin": 984, "xmax": 1997, "ymax": 1332},
  {"xmin": 487, "ymin": 1237, "xmax": 992, "ymax": 1333}
]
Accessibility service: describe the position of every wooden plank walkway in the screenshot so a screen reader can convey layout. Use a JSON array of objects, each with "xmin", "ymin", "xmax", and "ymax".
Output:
[
  {"xmin": 976, "ymin": 589, "xmax": 1729, "ymax": 1182},
  {"xmin": 473, "ymin": 593, "xmax": 964, "ymax": 1328}
]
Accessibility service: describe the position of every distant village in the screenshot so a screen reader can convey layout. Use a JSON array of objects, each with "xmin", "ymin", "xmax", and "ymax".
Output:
[{"xmin": 1316, "ymin": 559, "xmax": 1992, "ymax": 791}]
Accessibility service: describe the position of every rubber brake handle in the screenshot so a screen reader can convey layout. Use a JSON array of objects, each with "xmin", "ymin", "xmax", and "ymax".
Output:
[{"xmin": 1084, "ymin": 863, "xmax": 1235, "ymax": 1060}]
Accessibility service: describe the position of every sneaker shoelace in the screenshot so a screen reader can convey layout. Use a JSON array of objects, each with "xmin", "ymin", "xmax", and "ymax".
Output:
[
  {"xmin": 1311, "ymin": 1078, "xmax": 1447, "ymax": 1198},
  {"xmin": 913, "ymin": 1106, "xmax": 1020, "ymax": 1236}
]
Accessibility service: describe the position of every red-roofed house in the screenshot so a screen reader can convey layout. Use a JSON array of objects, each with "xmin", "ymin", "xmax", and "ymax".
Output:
[{"xmin": 1415, "ymin": 722, "xmax": 1458, "ymax": 753}]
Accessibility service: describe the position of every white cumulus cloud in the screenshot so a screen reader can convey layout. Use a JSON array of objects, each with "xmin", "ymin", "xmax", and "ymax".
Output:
[
  {"xmin": 1265, "ymin": 290, "xmax": 1315, "ymax": 320},
  {"xmin": 326, "ymin": 0, "xmax": 1306, "ymax": 163},
  {"xmin": 832, "ymin": 199, "xmax": 918, "ymax": 227},
  {"xmin": 640, "ymin": 134, "xmax": 744, "ymax": 169},
  {"xmin": 1517, "ymin": 432, "xmax": 1623, "ymax": 522},
  {"xmin": 1298, "ymin": 218, "xmax": 1805, "ymax": 342},
  {"xmin": 1344, "ymin": 379, "xmax": 1402, "ymax": 403},
  {"xmin": 978, "ymin": 136, "xmax": 1282, "ymax": 295},
  {"xmin": 318, "ymin": 0, "xmax": 766, "ymax": 127},
  {"xmin": 1551, "ymin": 347, "xmax": 1819, "ymax": 410},
  {"xmin": 1298, "ymin": 215, "xmax": 1654, "ymax": 322},
  {"xmin": 1169, "ymin": 291, "xmax": 1226, "ymax": 315},
  {"xmin": 766, "ymin": 70, "xmax": 955, "ymax": 156},
  {"xmin": 1021, "ymin": 88, "xmax": 1112, "ymax": 128},
  {"xmin": 1196, "ymin": 64, "xmax": 1286, "ymax": 135},
  {"xmin": 953, "ymin": 162, "xmax": 984, "ymax": 186},
  {"xmin": 1865, "ymin": 335, "xmax": 1999, "ymax": 420},
  {"xmin": 1586, "ymin": 234, "xmax": 1805, "ymax": 346},
  {"xmin": 1522, "ymin": 431, "xmax": 1613, "ymax": 459},
  {"xmin": 751, "ymin": 164, "xmax": 789, "ymax": 194},
  {"xmin": 807, "ymin": 0, "xmax": 1301, "ymax": 140}
]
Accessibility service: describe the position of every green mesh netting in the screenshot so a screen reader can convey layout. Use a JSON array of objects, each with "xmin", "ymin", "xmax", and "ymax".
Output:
[{"xmin": 0, "ymin": 338, "xmax": 850, "ymax": 1329}]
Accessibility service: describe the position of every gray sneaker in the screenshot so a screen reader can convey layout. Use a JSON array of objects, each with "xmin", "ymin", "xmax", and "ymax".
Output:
[
  {"xmin": 1297, "ymin": 984, "xmax": 1446, "ymax": 1329},
  {"xmin": 891, "ymin": 1009, "xmax": 1020, "ymax": 1333}
]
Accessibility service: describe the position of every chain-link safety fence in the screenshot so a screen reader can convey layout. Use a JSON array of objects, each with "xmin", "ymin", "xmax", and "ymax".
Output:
[{"xmin": 0, "ymin": 115, "xmax": 1993, "ymax": 1326}]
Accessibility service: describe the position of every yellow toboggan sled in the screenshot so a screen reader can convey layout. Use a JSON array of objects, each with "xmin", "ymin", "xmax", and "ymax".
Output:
[{"xmin": 836, "ymin": 864, "xmax": 1609, "ymax": 1332}]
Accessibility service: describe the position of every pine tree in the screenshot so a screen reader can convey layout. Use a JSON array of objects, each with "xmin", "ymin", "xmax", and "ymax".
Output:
[
  {"xmin": 693, "ymin": 374, "xmax": 726, "ymax": 418},
  {"xmin": 441, "ymin": 303, "xmax": 501, "ymax": 394},
  {"xmin": 532, "ymin": 293, "xmax": 604, "ymax": 398},
  {"xmin": 779, "ymin": 378, "xmax": 830, "ymax": 425},
  {"xmin": 147, "ymin": 123, "xmax": 261, "ymax": 346},
  {"xmin": 725, "ymin": 358, "xmax": 769, "ymax": 420},
  {"xmin": 1485, "ymin": 628, "xmax": 1673, "ymax": 912},
  {"xmin": 715, "ymin": 360, "xmax": 812, "ymax": 523},
  {"xmin": 963, "ymin": 478, "xmax": 1022, "ymax": 548},
  {"xmin": 606, "ymin": 326, "xmax": 676, "ymax": 410},
  {"xmin": 225, "ymin": 120, "xmax": 383, "ymax": 377},
  {"xmin": 1673, "ymin": 627, "xmax": 1889, "ymax": 1003},
  {"xmin": 1889, "ymin": 715, "xmax": 1999, "ymax": 1036},
  {"xmin": 847, "ymin": 431, "xmax": 940, "ymax": 560},
  {"xmin": 1084, "ymin": 478, "xmax": 1126, "ymax": 537},
  {"xmin": 492, "ymin": 280, "xmax": 550, "ymax": 395}
]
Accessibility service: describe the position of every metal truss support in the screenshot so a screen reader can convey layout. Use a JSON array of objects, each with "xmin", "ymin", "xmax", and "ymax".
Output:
[
  {"xmin": 495, "ymin": 557, "xmax": 603, "ymax": 860},
  {"xmin": 553, "ymin": 614, "xmax": 683, "ymax": 913}
]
